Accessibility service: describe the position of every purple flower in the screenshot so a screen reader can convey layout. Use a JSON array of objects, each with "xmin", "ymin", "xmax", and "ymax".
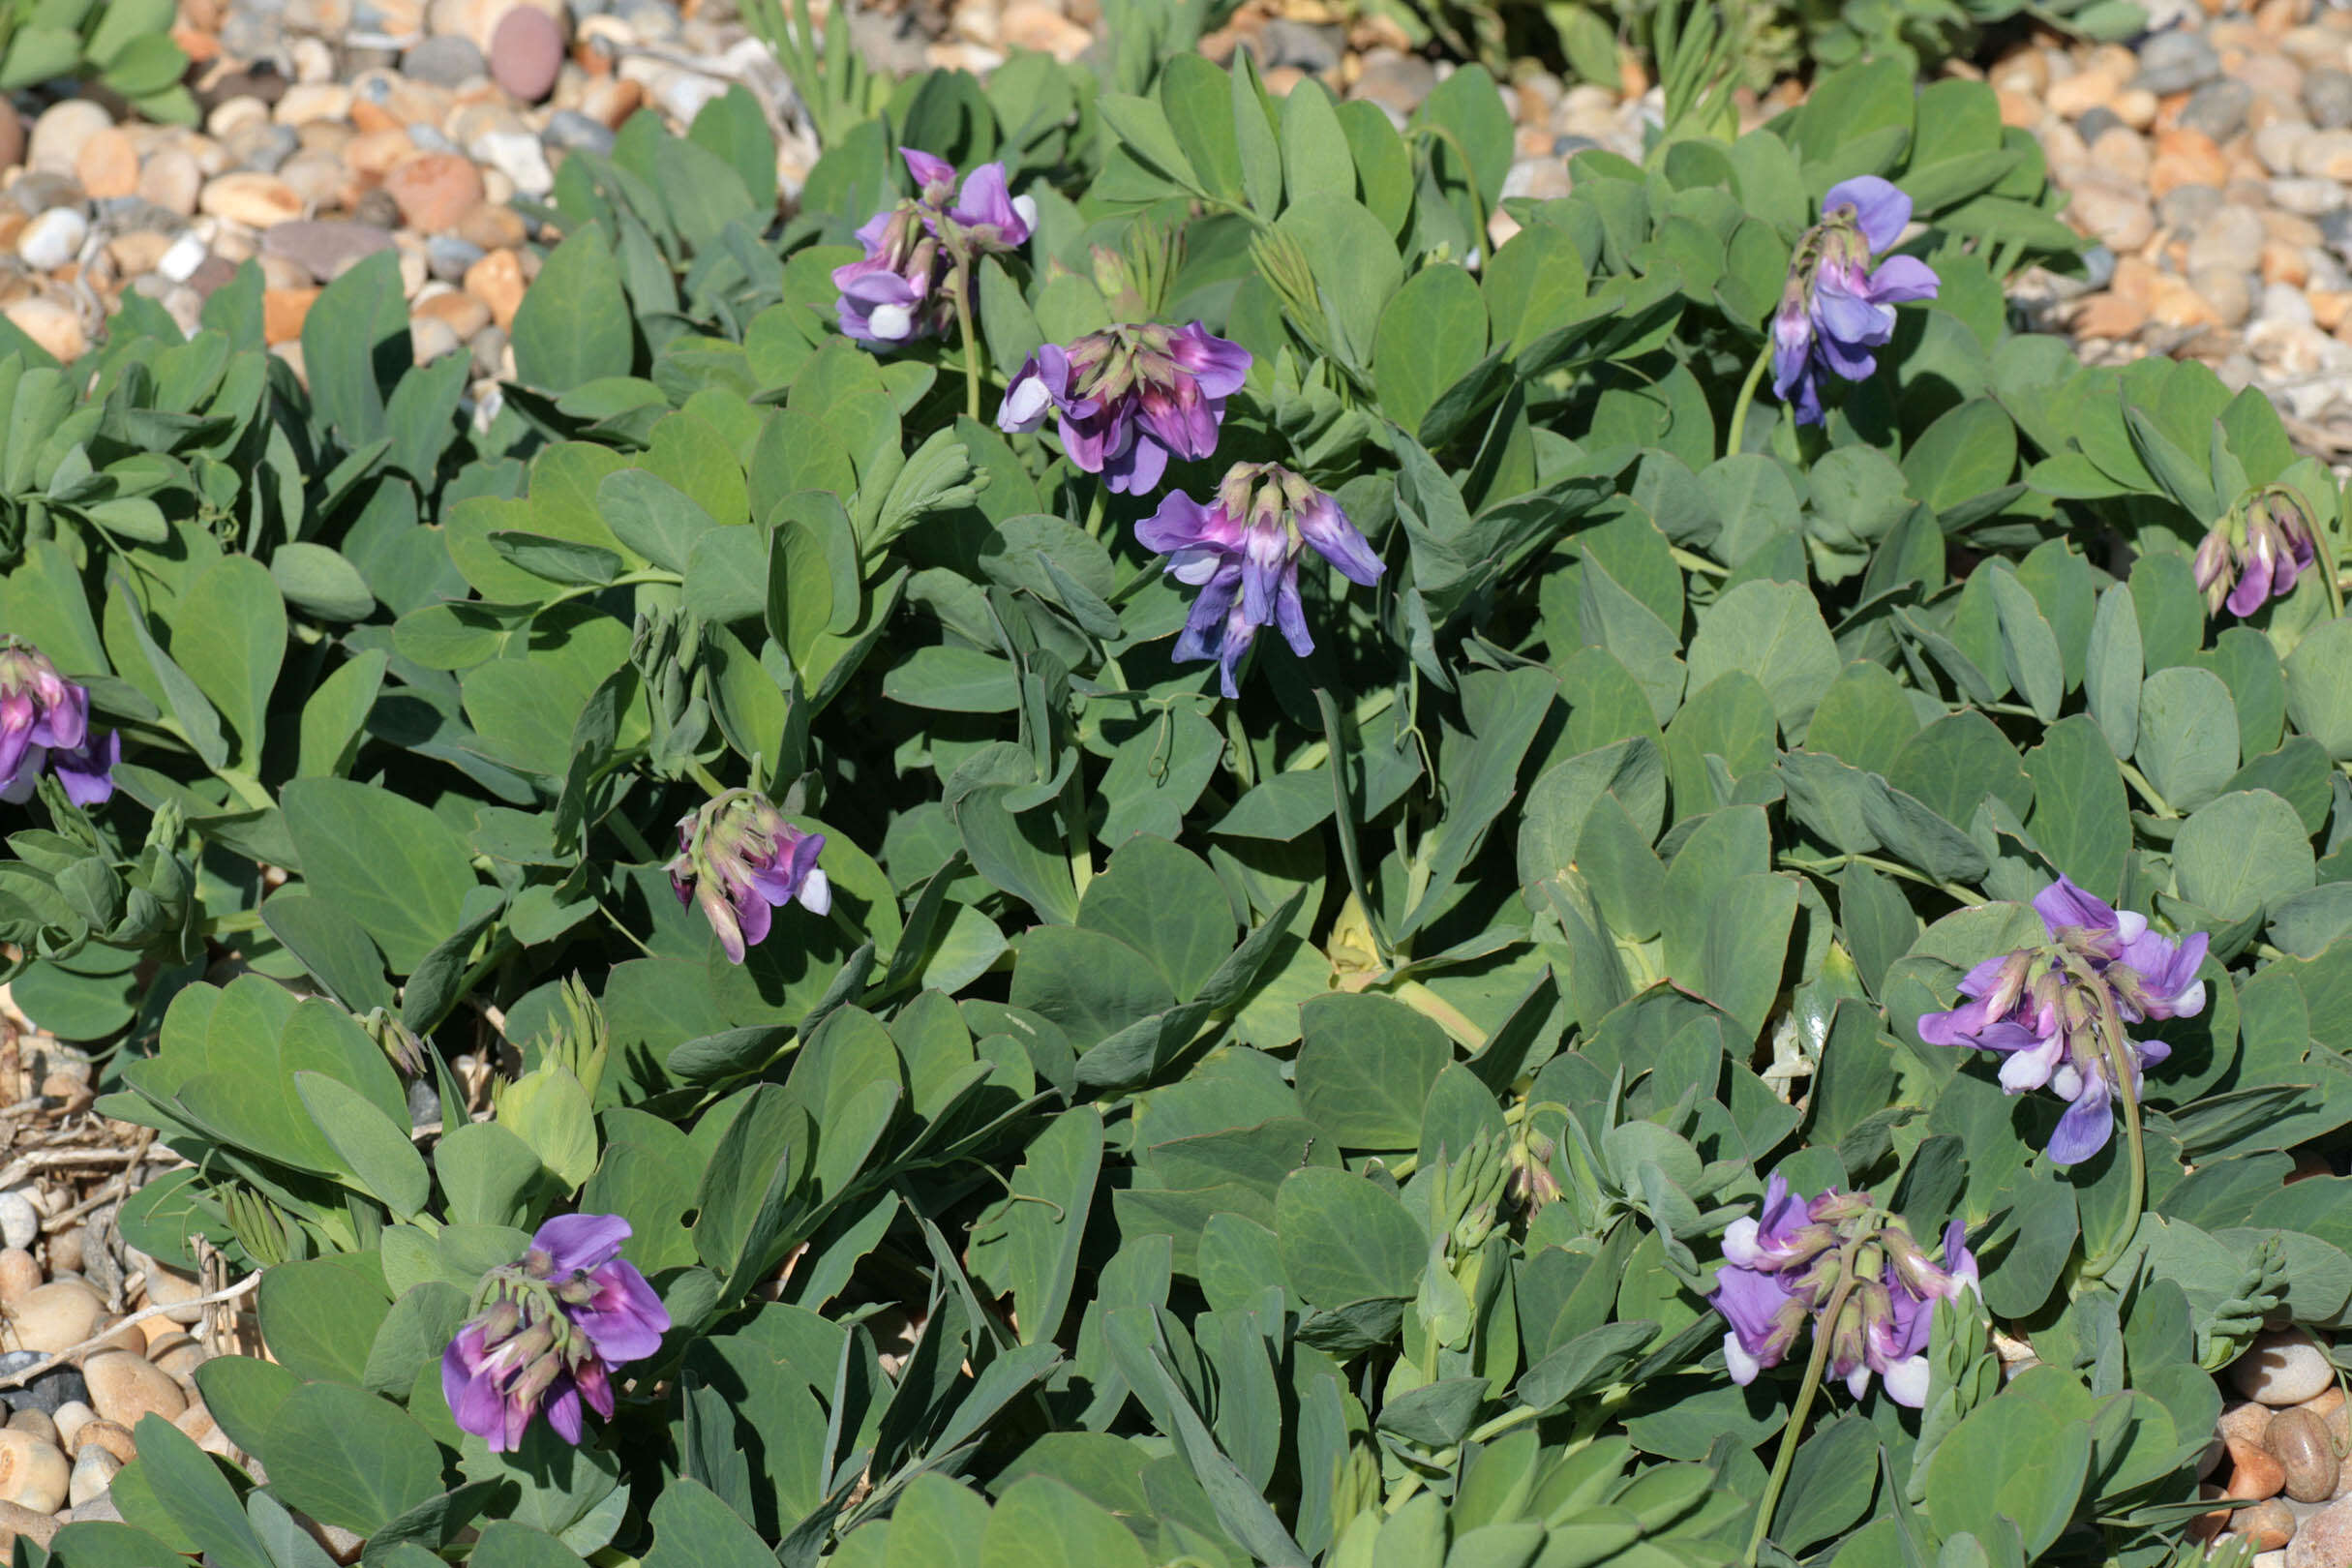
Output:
[
  {"xmin": 1919, "ymin": 876, "xmax": 2206, "ymax": 1166},
  {"xmin": 1134, "ymin": 462, "xmax": 1383, "ymax": 697},
  {"xmin": 667, "ymin": 791, "xmax": 831, "ymax": 964},
  {"xmin": 1710, "ymin": 1181, "xmax": 1975, "ymax": 1408},
  {"xmin": 998, "ymin": 321, "xmax": 1251, "ymax": 494},
  {"xmin": 2195, "ymin": 489, "xmax": 2319, "ymax": 618},
  {"xmin": 442, "ymin": 1213, "xmax": 670, "ymax": 1453},
  {"xmin": 1769, "ymin": 177, "xmax": 1940, "ymax": 425},
  {"xmin": 0, "ymin": 640, "xmax": 111, "ymax": 807},
  {"xmin": 832, "ymin": 149, "xmax": 1035, "ymax": 349}
]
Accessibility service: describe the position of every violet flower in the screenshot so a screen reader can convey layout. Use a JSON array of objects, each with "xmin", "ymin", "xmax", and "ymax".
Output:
[
  {"xmin": 0, "ymin": 639, "xmax": 113, "ymax": 807},
  {"xmin": 2194, "ymin": 489, "xmax": 2319, "ymax": 618},
  {"xmin": 1135, "ymin": 462, "xmax": 1384, "ymax": 697},
  {"xmin": 832, "ymin": 148, "xmax": 1036, "ymax": 348},
  {"xmin": 1770, "ymin": 176, "xmax": 1941, "ymax": 425},
  {"xmin": 1919, "ymin": 877, "xmax": 2206, "ymax": 1166},
  {"xmin": 666, "ymin": 791, "xmax": 831, "ymax": 964},
  {"xmin": 1710, "ymin": 1177, "xmax": 1976, "ymax": 1408},
  {"xmin": 442, "ymin": 1213, "xmax": 670, "ymax": 1453},
  {"xmin": 997, "ymin": 321, "xmax": 1251, "ymax": 494}
]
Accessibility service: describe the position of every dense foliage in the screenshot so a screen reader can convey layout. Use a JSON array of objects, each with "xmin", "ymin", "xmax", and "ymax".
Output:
[{"xmin": 2, "ymin": 15, "xmax": 2350, "ymax": 1568}]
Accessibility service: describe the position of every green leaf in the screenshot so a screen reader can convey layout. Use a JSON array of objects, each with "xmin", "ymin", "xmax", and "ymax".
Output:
[
  {"xmin": 1986, "ymin": 565, "xmax": 2065, "ymax": 723},
  {"xmin": 1076, "ymin": 837, "xmax": 1233, "ymax": 1001},
  {"xmin": 2136, "ymin": 665, "xmax": 2239, "ymax": 813},
  {"xmin": 263, "ymin": 1381, "xmax": 443, "ymax": 1534},
  {"xmin": 302, "ymin": 250, "xmax": 408, "ymax": 444},
  {"xmin": 295, "ymin": 1070, "xmax": 429, "ymax": 1218},
  {"xmin": 259, "ymin": 889, "xmax": 393, "ymax": 1013},
  {"xmin": 2085, "ymin": 582, "xmax": 2142, "ymax": 759},
  {"xmin": 598, "ymin": 467, "xmax": 718, "ymax": 574},
  {"xmin": 1295, "ymin": 992, "xmax": 1449, "ymax": 1150},
  {"xmin": 967, "ymin": 1106, "xmax": 1102, "ymax": 1346},
  {"xmin": 1685, "ymin": 579, "xmax": 1839, "ymax": 743},
  {"xmin": 2286, "ymin": 616, "xmax": 2352, "ymax": 759},
  {"xmin": 2022, "ymin": 716, "xmax": 2130, "ymax": 901},
  {"xmin": 296, "ymin": 648, "xmax": 386, "ymax": 778},
  {"xmin": 125, "ymin": 1416, "xmax": 272, "ymax": 1568},
  {"xmin": 1372, "ymin": 262, "xmax": 1489, "ymax": 437},
  {"xmin": 643, "ymin": 1477, "xmax": 776, "ymax": 1568},
  {"xmin": 512, "ymin": 226, "xmax": 633, "ymax": 391},
  {"xmin": 981, "ymin": 1476, "xmax": 1150, "ymax": 1568},
  {"xmin": 2175, "ymin": 790, "xmax": 2315, "ymax": 920},
  {"xmin": 281, "ymin": 779, "xmax": 476, "ymax": 973},
  {"xmin": 1275, "ymin": 1165, "xmax": 1426, "ymax": 1307}
]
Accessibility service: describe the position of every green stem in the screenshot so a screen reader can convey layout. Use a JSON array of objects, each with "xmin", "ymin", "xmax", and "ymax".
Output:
[
  {"xmin": 2079, "ymin": 961, "xmax": 2149, "ymax": 1281},
  {"xmin": 1393, "ymin": 979, "xmax": 1486, "ymax": 1051},
  {"xmin": 1724, "ymin": 343, "xmax": 1774, "ymax": 460},
  {"xmin": 1778, "ymin": 852, "xmax": 1977, "ymax": 907},
  {"xmin": 1672, "ymin": 547, "xmax": 1729, "ymax": 579},
  {"xmin": 608, "ymin": 813, "xmax": 660, "ymax": 863},
  {"xmin": 1744, "ymin": 1271, "xmax": 1858, "ymax": 1568},
  {"xmin": 686, "ymin": 761, "xmax": 733, "ymax": 799},
  {"xmin": 1223, "ymin": 705, "xmax": 1256, "ymax": 793},
  {"xmin": 952, "ymin": 256, "xmax": 983, "ymax": 423},
  {"xmin": 1464, "ymin": 1403, "xmax": 1544, "ymax": 1447},
  {"xmin": 2116, "ymin": 760, "xmax": 2175, "ymax": 820}
]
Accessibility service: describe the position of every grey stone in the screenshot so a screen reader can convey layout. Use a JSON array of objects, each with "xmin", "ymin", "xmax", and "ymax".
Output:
[
  {"xmin": 1352, "ymin": 50, "xmax": 1438, "ymax": 119},
  {"xmin": 0, "ymin": 1352, "xmax": 89, "ymax": 1418},
  {"xmin": 403, "ymin": 34, "xmax": 486, "ymax": 87},
  {"xmin": 2076, "ymin": 105, "xmax": 2125, "ymax": 143},
  {"xmin": 467, "ymin": 323, "xmax": 506, "ymax": 379},
  {"xmin": 1553, "ymin": 133, "xmax": 1599, "ymax": 157},
  {"xmin": 407, "ymin": 124, "xmax": 459, "ymax": 154},
  {"xmin": 426, "ymin": 232, "xmax": 483, "ymax": 282},
  {"xmin": 542, "ymin": 108, "xmax": 615, "ymax": 154},
  {"xmin": 2317, "ymin": 204, "xmax": 2352, "ymax": 255},
  {"xmin": 2270, "ymin": 176, "xmax": 2345, "ymax": 216},
  {"xmin": 2310, "ymin": 66, "xmax": 2352, "ymax": 129},
  {"xmin": 2135, "ymin": 28, "xmax": 2221, "ymax": 95},
  {"xmin": 261, "ymin": 219, "xmax": 397, "ymax": 282},
  {"xmin": 352, "ymin": 187, "xmax": 401, "ymax": 228},
  {"xmin": 10, "ymin": 172, "xmax": 80, "ymax": 216},
  {"xmin": 2181, "ymin": 77, "xmax": 2253, "ymax": 139},
  {"xmin": 2157, "ymin": 182, "xmax": 2225, "ymax": 230},
  {"xmin": 2079, "ymin": 243, "xmax": 2118, "ymax": 291},
  {"xmin": 225, "ymin": 122, "xmax": 299, "ymax": 174},
  {"xmin": 1258, "ymin": 17, "xmax": 1343, "ymax": 75},
  {"xmin": 615, "ymin": 0, "xmax": 678, "ymax": 41}
]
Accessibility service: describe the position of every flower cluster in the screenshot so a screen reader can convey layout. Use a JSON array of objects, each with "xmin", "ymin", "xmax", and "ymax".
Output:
[
  {"xmin": 1136, "ymin": 462, "xmax": 1384, "ymax": 697},
  {"xmin": 997, "ymin": 320, "xmax": 1251, "ymax": 495},
  {"xmin": 0, "ymin": 639, "xmax": 115, "ymax": 807},
  {"xmin": 1770, "ymin": 177, "xmax": 1940, "ymax": 426},
  {"xmin": 442, "ymin": 1214, "xmax": 669, "ymax": 1453},
  {"xmin": 833, "ymin": 149, "xmax": 1035, "ymax": 349},
  {"xmin": 2194, "ymin": 488, "xmax": 2318, "ymax": 618},
  {"xmin": 1710, "ymin": 1178, "xmax": 1977, "ymax": 1407},
  {"xmin": 1920, "ymin": 877, "xmax": 2206, "ymax": 1166},
  {"xmin": 666, "ymin": 791, "xmax": 830, "ymax": 964}
]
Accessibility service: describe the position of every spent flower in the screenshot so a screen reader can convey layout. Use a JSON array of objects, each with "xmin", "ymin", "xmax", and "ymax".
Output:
[
  {"xmin": 0, "ymin": 639, "xmax": 113, "ymax": 807},
  {"xmin": 2194, "ymin": 487, "xmax": 2319, "ymax": 618},
  {"xmin": 1919, "ymin": 877, "xmax": 2206, "ymax": 1166},
  {"xmin": 1135, "ymin": 462, "xmax": 1384, "ymax": 697},
  {"xmin": 667, "ymin": 791, "xmax": 831, "ymax": 964},
  {"xmin": 833, "ymin": 148, "xmax": 1035, "ymax": 348},
  {"xmin": 1710, "ymin": 1176, "xmax": 1976, "ymax": 1407},
  {"xmin": 997, "ymin": 320, "xmax": 1251, "ymax": 494},
  {"xmin": 442, "ymin": 1214, "xmax": 669, "ymax": 1453},
  {"xmin": 1770, "ymin": 177, "xmax": 1941, "ymax": 425}
]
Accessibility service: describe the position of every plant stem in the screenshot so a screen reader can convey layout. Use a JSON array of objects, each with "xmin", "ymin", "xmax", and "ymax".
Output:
[
  {"xmin": 1777, "ymin": 852, "xmax": 1977, "ymax": 907},
  {"xmin": 2116, "ymin": 760, "xmax": 2175, "ymax": 820},
  {"xmin": 2080, "ymin": 964, "xmax": 2149, "ymax": 1281},
  {"xmin": 953, "ymin": 257, "xmax": 983, "ymax": 423},
  {"xmin": 607, "ymin": 813, "xmax": 661, "ymax": 863},
  {"xmin": 1723, "ymin": 343, "xmax": 1774, "ymax": 460},
  {"xmin": 687, "ymin": 761, "xmax": 733, "ymax": 799},
  {"xmin": 1744, "ymin": 1271, "xmax": 1858, "ymax": 1568}
]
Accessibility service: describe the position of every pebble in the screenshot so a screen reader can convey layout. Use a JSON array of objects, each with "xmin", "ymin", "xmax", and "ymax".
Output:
[
  {"xmin": 2, "ymin": 1283, "xmax": 99, "ymax": 1357},
  {"xmin": 50, "ymin": 1402, "xmax": 91, "ymax": 1450},
  {"xmin": 200, "ymin": 171, "xmax": 305, "ymax": 227},
  {"xmin": 71, "ymin": 130, "xmax": 137, "ymax": 201},
  {"xmin": 2069, "ymin": 181, "xmax": 2157, "ymax": 250},
  {"xmin": 67, "ymin": 1447, "xmax": 115, "ymax": 1509},
  {"xmin": 2313, "ymin": 68, "xmax": 2352, "ymax": 129},
  {"xmin": 491, "ymin": 4, "xmax": 564, "ymax": 100},
  {"xmin": 473, "ymin": 129, "xmax": 551, "ymax": 194},
  {"xmin": 82, "ymin": 1352, "xmax": 184, "ymax": 1430},
  {"xmin": 262, "ymin": 219, "xmax": 396, "ymax": 282},
  {"xmin": 0, "ymin": 1254, "xmax": 33, "ymax": 1307},
  {"xmin": 15, "ymin": 209, "xmax": 85, "ymax": 272},
  {"xmin": 72, "ymin": 1421, "xmax": 134, "ymax": 1466},
  {"xmin": 0, "ymin": 103, "xmax": 22, "ymax": 172},
  {"xmin": 382, "ymin": 152, "xmax": 484, "ymax": 231},
  {"xmin": 0, "ymin": 1499, "xmax": 57, "ymax": 1553},
  {"xmin": 158, "ymin": 232, "xmax": 210, "ymax": 284},
  {"xmin": 2234, "ymin": 1435, "xmax": 2291, "ymax": 1501},
  {"xmin": 542, "ymin": 108, "xmax": 614, "ymax": 154},
  {"xmin": 2289, "ymin": 1496, "xmax": 2352, "ymax": 1568},
  {"xmin": 25, "ymin": 103, "xmax": 110, "ymax": 178},
  {"xmin": 2138, "ymin": 28, "xmax": 2223, "ymax": 94},
  {"xmin": 3, "ymin": 1411, "xmax": 49, "ymax": 1446},
  {"xmin": 0, "ymin": 1432, "xmax": 66, "ymax": 1514},
  {"xmin": 426, "ymin": 232, "xmax": 484, "ymax": 281},
  {"xmin": 405, "ymin": 34, "xmax": 488, "ymax": 87},
  {"xmin": 2269, "ymin": 1406, "xmax": 2338, "ymax": 1502},
  {"xmin": 2184, "ymin": 78, "xmax": 2255, "ymax": 139},
  {"xmin": 0, "ymin": 1197, "xmax": 32, "ymax": 1256},
  {"xmin": 138, "ymin": 148, "xmax": 204, "ymax": 218},
  {"xmin": 0, "ymin": 1352, "xmax": 86, "ymax": 1420},
  {"xmin": 2237, "ymin": 1331, "xmax": 2338, "ymax": 1406},
  {"xmin": 2240, "ymin": 1499, "xmax": 2299, "ymax": 1550}
]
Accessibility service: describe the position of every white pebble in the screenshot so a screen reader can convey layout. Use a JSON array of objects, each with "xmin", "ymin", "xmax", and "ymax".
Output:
[
  {"xmin": 157, "ymin": 232, "xmax": 209, "ymax": 284},
  {"xmin": 15, "ymin": 209, "xmax": 86, "ymax": 272},
  {"xmin": 0, "ymin": 1192, "xmax": 34, "ymax": 1253},
  {"xmin": 2235, "ymin": 1329, "xmax": 2337, "ymax": 1406},
  {"xmin": 67, "ymin": 1445, "xmax": 115, "ymax": 1508},
  {"xmin": 471, "ymin": 130, "xmax": 552, "ymax": 196}
]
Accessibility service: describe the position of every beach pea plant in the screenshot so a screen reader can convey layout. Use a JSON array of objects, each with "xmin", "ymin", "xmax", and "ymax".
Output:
[{"xmin": 4, "ymin": 20, "xmax": 2352, "ymax": 1568}]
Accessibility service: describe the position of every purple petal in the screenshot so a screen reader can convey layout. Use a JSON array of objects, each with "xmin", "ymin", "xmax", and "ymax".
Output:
[
  {"xmin": 1107, "ymin": 432, "xmax": 1168, "ymax": 496},
  {"xmin": 1296, "ymin": 492, "xmax": 1384, "ymax": 585},
  {"xmin": 1710, "ymin": 1264, "xmax": 1799, "ymax": 1357},
  {"xmin": 542, "ymin": 1378, "xmax": 585, "ymax": 1445},
  {"xmin": 1166, "ymin": 322, "xmax": 1251, "ymax": 397},
  {"xmin": 1172, "ymin": 564, "xmax": 1243, "ymax": 666},
  {"xmin": 2228, "ymin": 553, "xmax": 2275, "ymax": 617},
  {"xmin": 573, "ymin": 1260, "xmax": 671, "ymax": 1364},
  {"xmin": 535, "ymin": 1213, "xmax": 631, "ymax": 1276},
  {"xmin": 950, "ymin": 162, "xmax": 1023, "ymax": 239},
  {"xmin": 1866, "ymin": 255, "xmax": 1940, "ymax": 304},
  {"xmin": 2046, "ymin": 1077, "xmax": 2115, "ymax": 1167},
  {"xmin": 901, "ymin": 147, "xmax": 956, "ymax": 190},
  {"xmin": 1274, "ymin": 569, "xmax": 1313, "ymax": 658},
  {"xmin": 2033, "ymin": 875, "xmax": 2119, "ymax": 937},
  {"xmin": 1824, "ymin": 176, "xmax": 1912, "ymax": 251},
  {"xmin": 1215, "ymin": 608, "xmax": 1256, "ymax": 699},
  {"xmin": 51, "ymin": 731, "xmax": 116, "ymax": 806},
  {"xmin": 1135, "ymin": 491, "xmax": 1229, "ymax": 557}
]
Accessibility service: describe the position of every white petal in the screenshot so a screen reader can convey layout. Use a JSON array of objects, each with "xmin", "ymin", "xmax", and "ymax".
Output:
[
  {"xmin": 797, "ymin": 868, "xmax": 831, "ymax": 915},
  {"xmin": 1011, "ymin": 194, "xmax": 1038, "ymax": 232},
  {"xmin": 868, "ymin": 303, "xmax": 913, "ymax": 342},
  {"xmin": 1846, "ymin": 1365, "xmax": 1873, "ymax": 1401},
  {"xmin": 1001, "ymin": 376, "xmax": 1051, "ymax": 431},
  {"xmin": 1881, "ymin": 1355, "xmax": 1932, "ymax": 1407},
  {"xmin": 1723, "ymin": 1331, "xmax": 1761, "ymax": 1386},
  {"xmin": 1721, "ymin": 1217, "xmax": 1764, "ymax": 1268},
  {"xmin": 2117, "ymin": 912, "xmax": 2148, "ymax": 942}
]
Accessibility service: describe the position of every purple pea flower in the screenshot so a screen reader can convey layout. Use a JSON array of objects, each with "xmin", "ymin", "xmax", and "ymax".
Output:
[
  {"xmin": 1769, "ymin": 176, "xmax": 1941, "ymax": 425},
  {"xmin": 1710, "ymin": 1180, "xmax": 1975, "ymax": 1408},
  {"xmin": 997, "ymin": 321, "xmax": 1251, "ymax": 494},
  {"xmin": 442, "ymin": 1213, "xmax": 670, "ymax": 1453},
  {"xmin": 832, "ymin": 148, "xmax": 1036, "ymax": 349},
  {"xmin": 2194, "ymin": 489, "xmax": 2320, "ymax": 618},
  {"xmin": 0, "ymin": 639, "xmax": 113, "ymax": 807},
  {"xmin": 1135, "ymin": 462, "xmax": 1384, "ymax": 698},
  {"xmin": 1919, "ymin": 876, "xmax": 2207, "ymax": 1167},
  {"xmin": 667, "ymin": 791, "xmax": 831, "ymax": 964}
]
